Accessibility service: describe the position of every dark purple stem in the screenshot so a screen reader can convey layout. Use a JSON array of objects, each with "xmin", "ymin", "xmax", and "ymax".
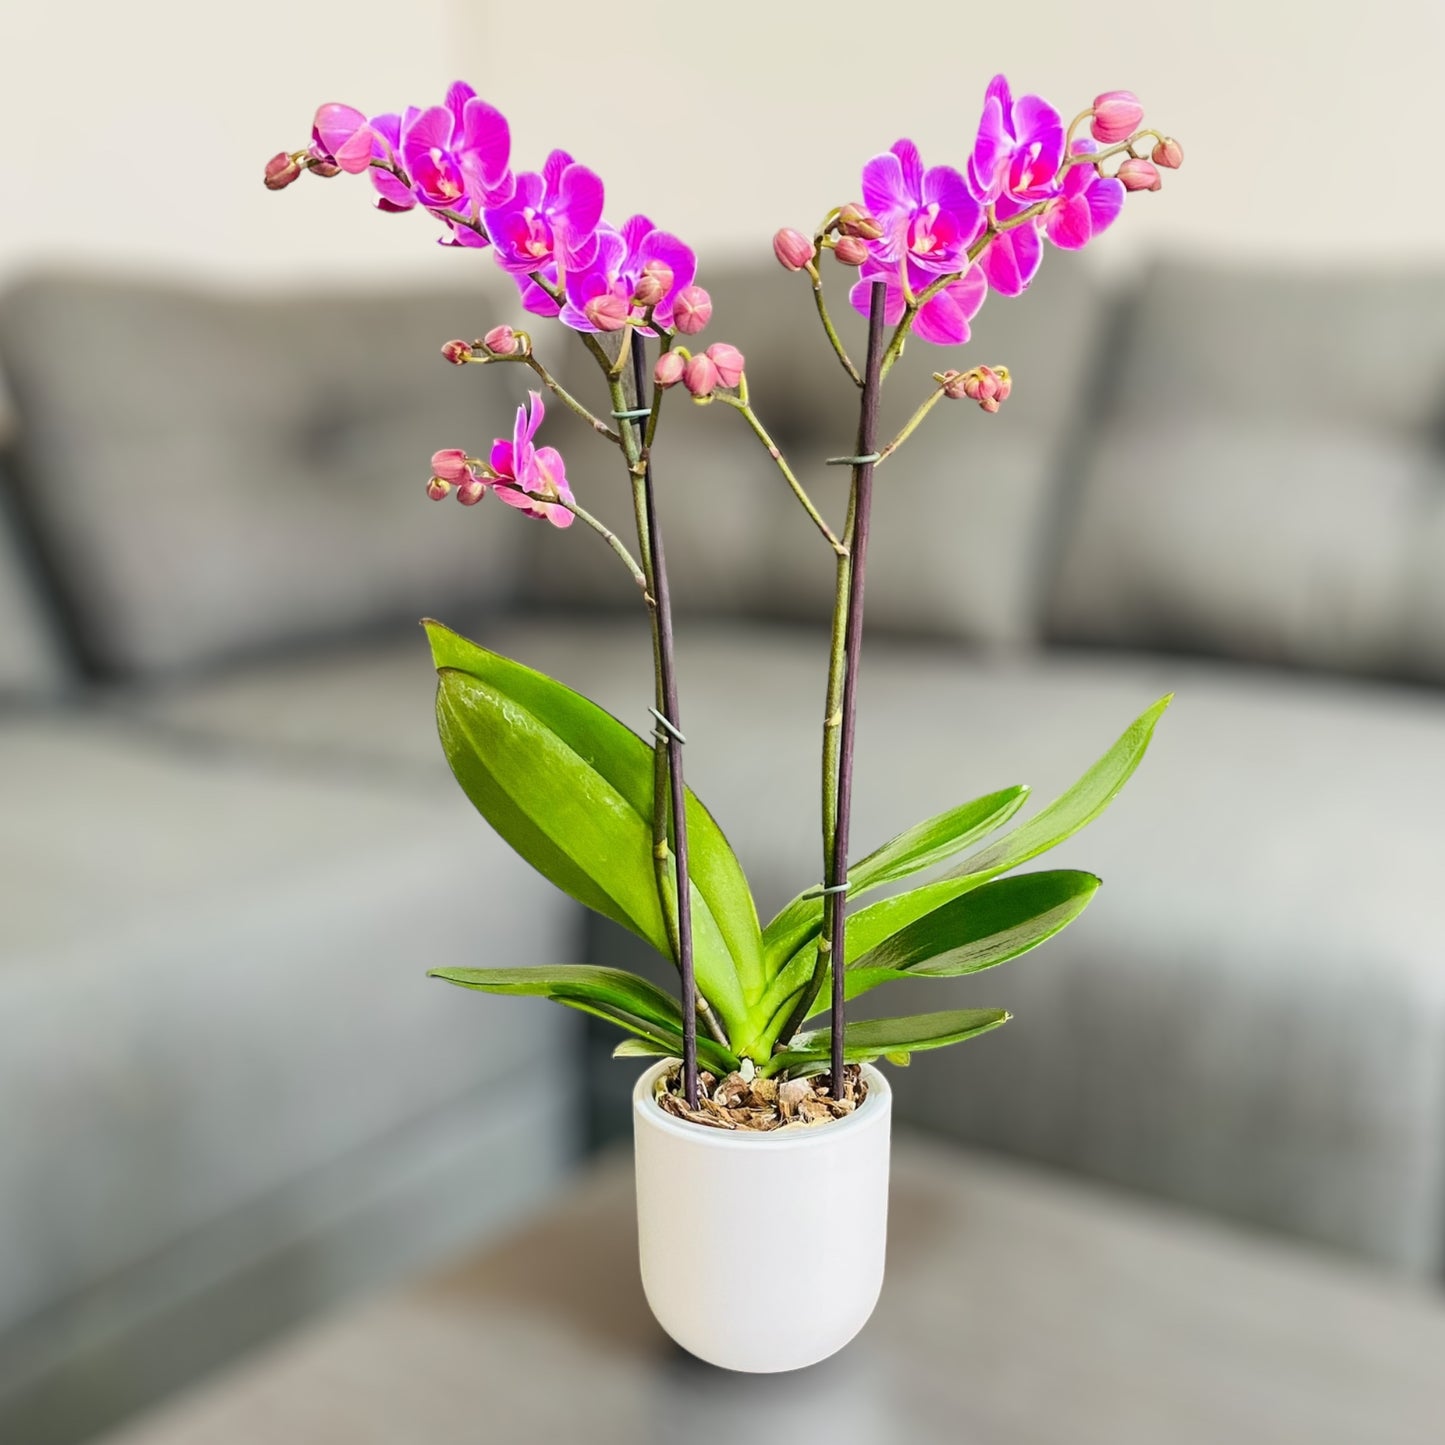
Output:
[
  {"xmin": 829, "ymin": 281, "xmax": 888, "ymax": 1097},
  {"xmin": 631, "ymin": 338, "xmax": 699, "ymax": 1108}
]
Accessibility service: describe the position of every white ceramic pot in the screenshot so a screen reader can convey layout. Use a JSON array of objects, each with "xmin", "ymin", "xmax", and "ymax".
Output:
[{"xmin": 632, "ymin": 1059, "xmax": 891, "ymax": 1372}]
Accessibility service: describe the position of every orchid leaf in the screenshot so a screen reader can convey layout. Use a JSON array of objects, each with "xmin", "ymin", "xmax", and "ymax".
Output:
[
  {"xmin": 758, "ymin": 697, "xmax": 1169, "ymax": 1045},
  {"xmin": 425, "ymin": 621, "xmax": 761, "ymax": 1036},
  {"xmin": 761, "ymin": 785, "xmax": 1030, "ymax": 976},
  {"xmin": 843, "ymin": 870, "xmax": 1100, "ymax": 1000},
  {"xmin": 762, "ymin": 1008, "xmax": 1010, "ymax": 1078},
  {"xmin": 430, "ymin": 964, "xmax": 737, "ymax": 1075}
]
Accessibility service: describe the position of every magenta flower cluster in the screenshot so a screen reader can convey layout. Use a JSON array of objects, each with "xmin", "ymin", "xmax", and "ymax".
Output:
[
  {"xmin": 272, "ymin": 73, "xmax": 1178, "ymax": 523},
  {"xmin": 837, "ymin": 75, "xmax": 1172, "ymax": 344}
]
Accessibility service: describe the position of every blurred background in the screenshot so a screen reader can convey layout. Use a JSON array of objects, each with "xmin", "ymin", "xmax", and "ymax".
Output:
[{"xmin": 5, "ymin": 1, "xmax": 1445, "ymax": 1441}]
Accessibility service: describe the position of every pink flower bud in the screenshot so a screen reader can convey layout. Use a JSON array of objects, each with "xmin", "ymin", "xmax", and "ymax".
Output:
[
  {"xmin": 585, "ymin": 293, "xmax": 630, "ymax": 332},
  {"xmin": 263, "ymin": 152, "xmax": 303, "ymax": 191},
  {"xmin": 634, "ymin": 259, "xmax": 674, "ymax": 307},
  {"xmin": 440, "ymin": 338, "xmax": 473, "ymax": 365},
  {"xmin": 941, "ymin": 366, "xmax": 1010, "ymax": 412},
  {"xmin": 1152, "ymin": 137, "xmax": 1184, "ymax": 170},
  {"xmin": 1118, "ymin": 157, "xmax": 1162, "ymax": 192},
  {"xmin": 482, "ymin": 324, "xmax": 519, "ymax": 355},
  {"xmin": 1091, "ymin": 90, "xmax": 1145, "ymax": 145},
  {"xmin": 673, "ymin": 285, "xmax": 712, "ymax": 335},
  {"xmin": 683, "ymin": 353, "xmax": 721, "ymax": 397},
  {"xmin": 705, "ymin": 343, "xmax": 745, "ymax": 390},
  {"xmin": 939, "ymin": 370, "xmax": 970, "ymax": 400},
  {"xmin": 456, "ymin": 477, "xmax": 487, "ymax": 506},
  {"xmin": 431, "ymin": 448, "xmax": 471, "ymax": 483},
  {"xmin": 654, "ymin": 351, "xmax": 686, "ymax": 389},
  {"xmin": 833, "ymin": 235, "xmax": 868, "ymax": 267},
  {"xmin": 426, "ymin": 476, "xmax": 451, "ymax": 501},
  {"xmin": 305, "ymin": 158, "xmax": 342, "ymax": 179},
  {"xmin": 978, "ymin": 396, "xmax": 1001, "ymax": 414},
  {"xmin": 836, "ymin": 204, "xmax": 884, "ymax": 241},
  {"xmin": 773, "ymin": 227, "xmax": 814, "ymax": 271},
  {"xmin": 993, "ymin": 367, "xmax": 1012, "ymax": 402}
]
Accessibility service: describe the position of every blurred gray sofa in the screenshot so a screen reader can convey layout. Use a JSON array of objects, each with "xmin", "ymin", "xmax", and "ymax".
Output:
[{"xmin": 4, "ymin": 252, "xmax": 1445, "ymax": 1440}]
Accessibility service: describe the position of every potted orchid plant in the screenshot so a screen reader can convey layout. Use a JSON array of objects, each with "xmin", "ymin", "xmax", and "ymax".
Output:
[{"xmin": 267, "ymin": 75, "xmax": 1182, "ymax": 1373}]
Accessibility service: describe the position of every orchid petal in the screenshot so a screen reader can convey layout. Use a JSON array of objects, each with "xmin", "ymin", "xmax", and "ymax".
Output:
[
  {"xmin": 1085, "ymin": 175, "xmax": 1126, "ymax": 237},
  {"xmin": 444, "ymin": 80, "xmax": 476, "ymax": 121},
  {"xmin": 554, "ymin": 164, "xmax": 605, "ymax": 246},
  {"xmin": 862, "ymin": 151, "xmax": 911, "ymax": 221},
  {"xmin": 890, "ymin": 139, "xmax": 925, "ymax": 201},
  {"xmin": 489, "ymin": 439, "xmax": 515, "ymax": 479},
  {"xmin": 461, "ymin": 98, "xmax": 510, "ymax": 189},
  {"xmin": 979, "ymin": 224, "xmax": 1042, "ymax": 296}
]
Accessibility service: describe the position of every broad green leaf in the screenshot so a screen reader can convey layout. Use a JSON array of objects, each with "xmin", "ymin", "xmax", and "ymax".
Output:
[
  {"xmin": 844, "ymin": 870, "xmax": 1100, "ymax": 998},
  {"xmin": 762, "ymin": 1008, "xmax": 1009, "ymax": 1078},
  {"xmin": 949, "ymin": 694, "xmax": 1172, "ymax": 882},
  {"xmin": 758, "ymin": 697, "xmax": 1170, "ymax": 1042},
  {"xmin": 613, "ymin": 1037, "xmax": 673, "ymax": 1060},
  {"xmin": 760, "ymin": 785, "xmax": 1029, "ymax": 976},
  {"xmin": 425, "ymin": 621, "xmax": 761, "ymax": 1031},
  {"xmin": 430, "ymin": 964, "xmax": 737, "ymax": 1075}
]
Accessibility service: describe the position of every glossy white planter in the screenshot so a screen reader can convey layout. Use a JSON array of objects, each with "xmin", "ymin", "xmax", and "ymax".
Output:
[{"xmin": 632, "ymin": 1060, "xmax": 891, "ymax": 1372}]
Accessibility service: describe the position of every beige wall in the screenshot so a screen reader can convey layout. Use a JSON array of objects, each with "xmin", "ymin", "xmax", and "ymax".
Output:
[{"xmin": 2, "ymin": 0, "xmax": 1442, "ymax": 288}]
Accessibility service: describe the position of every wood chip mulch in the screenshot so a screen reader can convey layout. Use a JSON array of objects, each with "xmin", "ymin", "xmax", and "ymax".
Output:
[{"xmin": 655, "ymin": 1063, "xmax": 865, "ymax": 1131}]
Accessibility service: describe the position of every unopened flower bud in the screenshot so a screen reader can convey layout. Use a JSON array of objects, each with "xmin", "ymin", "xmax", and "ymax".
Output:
[
  {"xmin": 1152, "ymin": 137, "xmax": 1184, "ymax": 170},
  {"xmin": 456, "ymin": 477, "xmax": 487, "ymax": 506},
  {"xmin": 440, "ymin": 338, "xmax": 473, "ymax": 365},
  {"xmin": 482, "ymin": 324, "xmax": 519, "ymax": 355},
  {"xmin": 426, "ymin": 476, "xmax": 451, "ymax": 501},
  {"xmin": 1118, "ymin": 157, "xmax": 1162, "ymax": 192},
  {"xmin": 833, "ymin": 235, "xmax": 868, "ymax": 266},
  {"xmin": 683, "ymin": 353, "xmax": 721, "ymax": 397},
  {"xmin": 705, "ymin": 343, "xmax": 745, "ymax": 389},
  {"xmin": 585, "ymin": 293, "xmax": 630, "ymax": 332},
  {"xmin": 264, "ymin": 152, "xmax": 303, "ymax": 191},
  {"xmin": 940, "ymin": 366, "xmax": 1010, "ymax": 412},
  {"xmin": 673, "ymin": 285, "xmax": 712, "ymax": 335},
  {"xmin": 654, "ymin": 351, "xmax": 686, "ymax": 389},
  {"xmin": 1091, "ymin": 90, "xmax": 1145, "ymax": 144},
  {"xmin": 305, "ymin": 157, "xmax": 342, "ymax": 178},
  {"xmin": 773, "ymin": 227, "xmax": 814, "ymax": 271},
  {"xmin": 634, "ymin": 259, "xmax": 674, "ymax": 308},
  {"xmin": 431, "ymin": 448, "xmax": 472, "ymax": 483},
  {"xmin": 836, "ymin": 203, "xmax": 884, "ymax": 241}
]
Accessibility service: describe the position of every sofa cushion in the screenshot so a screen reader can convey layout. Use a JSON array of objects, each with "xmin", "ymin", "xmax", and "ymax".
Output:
[
  {"xmin": 531, "ymin": 250, "xmax": 1105, "ymax": 648},
  {"xmin": 0, "ymin": 711, "xmax": 577, "ymax": 1358},
  {"xmin": 0, "ymin": 274, "xmax": 537, "ymax": 681},
  {"xmin": 0, "ymin": 474, "xmax": 69, "ymax": 699},
  {"xmin": 1047, "ymin": 261, "xmax": 1445, "ymax": 680}
]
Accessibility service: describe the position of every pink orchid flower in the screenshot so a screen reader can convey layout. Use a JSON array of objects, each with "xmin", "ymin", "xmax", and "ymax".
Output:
[
  {"xmin": 490, "ymin": 392, "xmax": 574, "ymax": 528},
  {"xmin": 849, "ymin": 255, "xmax": 988, "ymax": 346},
  {"xmin": 861, "ymin": 139, "xmax": 984, "ymax": 277},
  {"xmin": 1042, "ymin": 141, "xmax": 1125, "ymax": 250},
  {"xmin": 560, "ymin": 216, "xmax": 696, "ymax": 334},
  {"xmin": 310, "ymin": 104, "xmax": 375, "ymax": 175},
  {"xmin": 483, "ymin": 149, "xmax": 605, "ymax": 277},
  {"xmin": 399, "ymin": 82, "xmax": 512, "ymax": 216},
  {"xmin": 968, "ymin": 74, "xmax": 1066, "ymax": 205}
]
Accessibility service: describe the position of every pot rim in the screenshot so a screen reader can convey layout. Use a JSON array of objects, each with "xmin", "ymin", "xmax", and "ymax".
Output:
[{"xmin": 633, "ymin": 1058, "xmax": 891, "ymax": 1149}]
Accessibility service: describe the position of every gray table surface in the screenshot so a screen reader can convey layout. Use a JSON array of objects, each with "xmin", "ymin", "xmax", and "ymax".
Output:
[{"xmin": 100, "ymin": 1136, "xmax": 1445, "ymax": 1445}]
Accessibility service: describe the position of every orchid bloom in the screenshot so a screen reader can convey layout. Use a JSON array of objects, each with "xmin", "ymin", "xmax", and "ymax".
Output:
[
  {"xmin": 861, "ymin": 140, "xmax": 984, "ymax": 277},
  {"xmin": 560, "ymin": 216, "xmax": 696, "ymax": 334},
  {"xmin": 490, "ymin": 392, "xmax": 574, "ymax": 528},
  {"xmin": 969, "ymin": 74, "xmax": 1066, "ymax": 206},
  {"xmin": 849, "ymin": 255, "xmax": 988, "ymax": 346},
  {"xmin": 484, "ymin": 149, "xmax": 605, "ymax": 277},
  {"xmin": 310, "ymin": 104, "xmax": 375, "ymax": 175},
  {"xmin": 399, "ymin": 82, "xmax": 512, "ymax": 219},
  {"xmin": 1042, "ymin": 140, "xmax": 1126, "ymax": 250}
]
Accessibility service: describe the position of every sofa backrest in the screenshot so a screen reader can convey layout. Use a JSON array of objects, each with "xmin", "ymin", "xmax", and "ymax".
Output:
[
  {"xmin": 0, "ymin": 274, "xmax": 535, "ymax": 682},
  {"xmin": 528, "ymin": 249, "xmax": 1108, "ymax": 649},
  {"xmin": 1046, "ymin": 260, "xmax": 1445, "ymax": 682}
]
